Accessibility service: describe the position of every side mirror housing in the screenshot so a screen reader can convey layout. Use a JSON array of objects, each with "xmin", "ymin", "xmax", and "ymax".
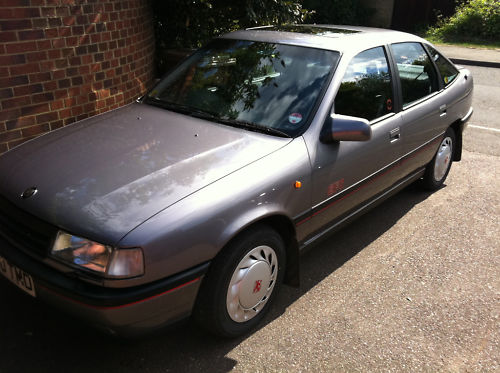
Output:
[{"xmin": 320, "ymin": 114, "xmax": 372, "ymax": 143}]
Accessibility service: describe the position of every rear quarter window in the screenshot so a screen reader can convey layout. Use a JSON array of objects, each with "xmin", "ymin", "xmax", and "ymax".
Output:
[{"xmin": 426, "ymin": 45, "xmax": 459, "ymax": 87}]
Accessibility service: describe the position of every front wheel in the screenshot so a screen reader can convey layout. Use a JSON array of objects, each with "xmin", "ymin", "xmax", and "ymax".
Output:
[
  {"xmin": 193, "ymin": 226, "xmax": 285, "ymax": 337},
  {"xmin": 421, "ymin": 128, "xmax": 456, "ymax": 190}
]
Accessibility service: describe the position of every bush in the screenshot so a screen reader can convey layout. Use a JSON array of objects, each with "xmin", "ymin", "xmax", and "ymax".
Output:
[
  {"xmin": 151, "ymin": 0, "xmax": 308, "ymax": 75},
  {"xmin": 427, "ymin": 0, "xmax": 500, "ymax": 42},
  {"xmin": 302, "ymin": 0, "xmax": 374, "ymax": 26}
]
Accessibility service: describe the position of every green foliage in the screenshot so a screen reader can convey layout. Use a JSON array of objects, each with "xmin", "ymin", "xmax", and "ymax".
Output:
[
  {"xmin": 427, "ymin": 0, "xmax": 500, "ymax": 42},
  {"xmin": 151, "ymin": 0, "xmax": 308, "ymax": 74},
  {"xmin": 302, "ymin": 0, "xmax": 374, "ymax": 25}
]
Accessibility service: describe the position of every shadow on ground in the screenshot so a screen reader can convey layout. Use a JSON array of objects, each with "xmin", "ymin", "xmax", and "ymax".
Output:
[{"xmin": 0, "ymin": 184, "xmax": 435, "ymax": 373}]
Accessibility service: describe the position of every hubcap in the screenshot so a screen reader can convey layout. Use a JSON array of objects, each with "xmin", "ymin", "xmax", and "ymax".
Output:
[
  {"xmin": 434, "ymin": 136, "xmax": 453, "ymax": 181},
  {"xmin": 226, "ymin": 245, "xmax": 278, "ymax": 323}
]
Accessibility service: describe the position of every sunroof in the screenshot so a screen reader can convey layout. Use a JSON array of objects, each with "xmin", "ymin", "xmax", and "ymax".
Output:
[{"xmin": 254, "ymin": 25, "xmax": 361, "ymax": 37}]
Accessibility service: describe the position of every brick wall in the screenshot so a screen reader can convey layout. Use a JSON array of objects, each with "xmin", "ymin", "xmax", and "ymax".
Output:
[{"xmin": 0, "ymin": 0, "xmax": 155, "ymax": 155}]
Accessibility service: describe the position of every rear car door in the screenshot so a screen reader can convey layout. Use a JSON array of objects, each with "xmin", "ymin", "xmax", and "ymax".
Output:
[{"xmin": 389, "ymin": 42, "xmax": 448, "ymax": 175}]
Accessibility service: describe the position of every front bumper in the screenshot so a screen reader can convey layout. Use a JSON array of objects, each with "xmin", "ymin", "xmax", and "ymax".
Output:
[{"xmin": 0, "ymin": 236, "xmax": 209, "ymax": 336}]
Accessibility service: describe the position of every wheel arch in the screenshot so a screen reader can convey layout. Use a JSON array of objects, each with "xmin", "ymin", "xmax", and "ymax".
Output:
[{"xmin": 218, "ymin": 213, "xmax": 300, "ymax": 287}]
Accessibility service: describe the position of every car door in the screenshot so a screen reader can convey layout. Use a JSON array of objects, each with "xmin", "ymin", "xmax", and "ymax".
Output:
[
  {"xmin": 301, "ymin": 46, "xmax": 405, "ymax": 242},
  {"xmin": 389, "ymin": 42, "xmax": 446, "ymax": 176}
]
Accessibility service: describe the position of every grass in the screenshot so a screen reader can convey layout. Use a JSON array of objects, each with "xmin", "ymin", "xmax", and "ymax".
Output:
[
  {"xmin": 420, "ymin": 34, "xmax": 500, "ymax": 50},
  {"xmin": 417, "ymin": 30, "xmax": 500, "ymax": 50}
]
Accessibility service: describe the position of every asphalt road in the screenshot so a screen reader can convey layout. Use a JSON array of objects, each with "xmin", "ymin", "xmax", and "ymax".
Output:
[{"xmin": 1, "ymin": 66, "xmax": 499, "ymax": 373}]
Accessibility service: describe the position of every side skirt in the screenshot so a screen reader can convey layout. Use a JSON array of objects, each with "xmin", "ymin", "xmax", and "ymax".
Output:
[{"xmin": 298, "ymin": 167, "xmax": 425, "ymax": 252}]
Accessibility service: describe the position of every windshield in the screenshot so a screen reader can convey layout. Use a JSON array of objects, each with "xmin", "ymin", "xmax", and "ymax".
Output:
[{"xmin": 146, "ymin": 39, "xmax": 339, "ymax": 137}]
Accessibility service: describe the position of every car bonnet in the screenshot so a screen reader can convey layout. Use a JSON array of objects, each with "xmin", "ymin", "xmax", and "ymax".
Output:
[{"xmin": 0, "ymin": 103, "xmax": 291, "ymax": 245}]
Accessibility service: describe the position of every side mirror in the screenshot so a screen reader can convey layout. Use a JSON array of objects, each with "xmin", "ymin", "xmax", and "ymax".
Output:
[{"xmin": 320, "ymin": 114, "xmax": 372, "ymax": 143}]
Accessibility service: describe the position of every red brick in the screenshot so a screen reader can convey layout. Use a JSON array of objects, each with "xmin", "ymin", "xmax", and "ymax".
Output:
[
  {"xmin": 43, "ymin": 81, "xmax": 57, "ymax": 91},
  {"xmin": 62, "ymin": 16, "xmax": 75, "ymax": 26},
  {"xmin": 10, "ymin": 63, "xmax": 40, "ymax": 75},
  {"xmin": 0, "ymin": 108, "xmax": 20, "ymax": 121},
  {"xmin": 0, "ymin": 130, "xmax": 21, "ymax": 143},
  {"xmin": 0, "ymin": 54, "xmax": 26, "ymax": 65},
  {"xmin": 45, "ymin": 28, "xmax": 59, "ymax": 38},
  {"xmin": 64, "ymin": 117, "xmax": 76, "ymax": 126},
  {"xmin": 36, "ymin": 112, "xmax": 58, "ymax": 124},
  {"xmin": 0, "ymin": 88, "xmax": 13, "ymax": 99},
  {"xmin": 58, "ymin": 79, "xmax": 70, "ymax": 88},
  {"xmin": 32, "ymin": 18, "xmax": 47, "ymax": 28},
  {"xmin": 49, "ymin": 120, "xmax": 63, "ymax": 130},
  {"xmin": 39, "ymin": 60, "xmax": 55, "ymax": 71},
  {"xmin": 32, "ymin": 92, "xmax": 54, "ymax": 103},
  {"xmin": 54, "ymin": 89, "xmax": 68, "ymax": 99},
  {"xmin": 68, "ymin": 86, "xmax": 80, "ymax": 96},
  {"xmin": 0, "ymin": 19, "xmax": 32, "ymax": 31},
  {"xmin": 0, "ymin": 143, "xmax": 7, "ymax": 154},
  {"xmin": 54, "ymin": 59, "xmax": 68, "ymax": 69},
  {"xmin": 40, "ymin": 7, "xmax": 56, "ymax": 17},
  {"xmin": 50, "ymin": 99, "xmax": 64, "ymax": 110},
  {"xmin": 48, "ymin": 49, "xmax": 61, "ymax": 59},
  {"xmin": 58, "ymin": 108, "xmax": 71, "ymax": 119},
  {"xmin": 26, "ymin": 51, "xmax": 48, "ymax": 62},
  {"xmin": 0, "ymin": 75, "xmax": 29, "ymax": 88},
  {"xmin": 71, "ymin": 105, "xmax": 83, "ymax": 116},
  {"xmin": 11, "ymin": 8, "xmax": 41, "ymax": 18},
  {"xmin": 72, "ymin": 25, "xmax": 84, "ymax": 35},
  {"xmin": 2, "ymin": 95, "xmax": 31, "ymax": 109},
  {"xmin": 0, "ymin": 31, "xmax": 16, "ymax": 42},
  {"xmin": 13, "ymin": 83, "xmax": 43, "ymax": 96},
  {"xmin": 52, "ymin": 38, "xmax": 65, "ymax": 48},
  {"xmin": 5, "ymin": 41, "xmax": 37, "ymax": 53},
  {"xmin": 79, "ymin": 65, "xmax": 89, "ymax": 75},
  {"xmin": 48, "ymin": 18, "xmax": 62, "ymax": 27},
  {"xmin": 36, "ymin": 39, "xmax": 52, "ymax": 50},
  {"xmin": 22, "ymin": 123, "xmax": 50, "ymax": 136},
  {"xmin": 52, "ymin": 70, "xmax": 65, "ymax": 79},
  {"xmin": 0, "ymin": 8, "xmax": 12, "ymax": 18},
  {"xmin": 20, "ymin": 103, "xmax": 49, "ymax": 116},
  {"xmin": 5, "ymin": 116, "xmax": 36, "ymax": 130},
  {"xmin": 65, "ymin": 36, "xmax": 78, "ymax": 46},
  {"xmin": 29, "ymin": 72, "xmax": 51, "ymax": 83},
  {"xmin": 18, "ymin": 29, "xmax": 45, "ymax": 41},
  {"xmin": 69, "ymin": 56, "xmax": 81, "ymax": 66}
]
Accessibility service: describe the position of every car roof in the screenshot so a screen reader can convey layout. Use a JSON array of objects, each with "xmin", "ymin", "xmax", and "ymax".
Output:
[{"xmin": 221, "ymin": 24, "xmax": 426, "ymax": 53}]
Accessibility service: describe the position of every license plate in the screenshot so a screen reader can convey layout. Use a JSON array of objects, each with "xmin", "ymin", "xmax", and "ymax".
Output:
[{"xmin": 0, "ymin": 255, "xmax": 36, "ymax": 297}]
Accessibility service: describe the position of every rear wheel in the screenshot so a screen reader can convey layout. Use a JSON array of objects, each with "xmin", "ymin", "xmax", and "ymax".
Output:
[
  {"xmin": 194, "ymin": 226, "xmax": 285, "ymax": 337},
  {"xmin": 421, "ymin": 127, "xmax": 455, "ymax": 190}
]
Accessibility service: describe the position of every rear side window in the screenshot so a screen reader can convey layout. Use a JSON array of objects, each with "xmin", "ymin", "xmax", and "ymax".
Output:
[
  {"xmin": 391, "ymin": 42, "xmax": 439, "ymax": 108},
  {"xmin": 426, "ymin": 45, "xmax": 459, "ymax": 87},
  {"xmin": 335, "ymin": 47, "xmax": 394, "ymax": 122}
]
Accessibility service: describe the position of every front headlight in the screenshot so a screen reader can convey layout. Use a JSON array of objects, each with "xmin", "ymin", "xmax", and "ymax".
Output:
[{"xmin": 51, "ymin": 231, "xmax": 144, "ymax": 278}]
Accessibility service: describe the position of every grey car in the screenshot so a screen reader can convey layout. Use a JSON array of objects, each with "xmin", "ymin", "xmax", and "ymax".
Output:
[{"xmin": 0, "ymin": 25, "xmax": 473, "ymax": 337}]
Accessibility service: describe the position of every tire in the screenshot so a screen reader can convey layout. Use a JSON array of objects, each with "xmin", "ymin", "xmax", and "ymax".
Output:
[
  {"xmin": 193, "ymin": 225, "xmax": 285, "ymax": 337},
  {"xmin": 421, "ymin": 127, "xmax": 456, "ymax": 190}
]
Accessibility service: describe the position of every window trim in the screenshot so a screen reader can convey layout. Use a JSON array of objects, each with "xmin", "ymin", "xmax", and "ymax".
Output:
[{"xmin": 333, "ymin": 45, "xmax": 397, "ymax": 123}]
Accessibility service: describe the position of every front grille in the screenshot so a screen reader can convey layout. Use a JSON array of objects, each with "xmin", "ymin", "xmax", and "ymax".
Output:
[{"xmin": 0, "ymin": 195, "xmax": 58, "ymax": 258}]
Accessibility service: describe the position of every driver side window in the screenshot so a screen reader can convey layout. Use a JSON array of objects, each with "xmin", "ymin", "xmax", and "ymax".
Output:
[{"xmin": 334, "ymin": 47, "xmax": 394, "ymax": 122}]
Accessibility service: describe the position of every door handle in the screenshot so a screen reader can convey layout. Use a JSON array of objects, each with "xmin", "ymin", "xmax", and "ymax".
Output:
[
  {"xmin": 440, "ymin": 104, "xmax": 447, "ymax": 117},
  {"xmin": 389, "ymin": 127, "xmax": 400, "ymax": 142}
]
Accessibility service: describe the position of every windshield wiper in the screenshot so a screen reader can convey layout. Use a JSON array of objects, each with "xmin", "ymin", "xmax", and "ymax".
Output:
[
  {"xmin": 146, "ymin": 98, "xmax": 219, "ymax": 119},
  {"xmin": 146, "ymin": 98, "xmax": 291, "ymax": 138},
  {"xmin": 214, "ymin": 118, "xmax": 291, "ymax": 138}
]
